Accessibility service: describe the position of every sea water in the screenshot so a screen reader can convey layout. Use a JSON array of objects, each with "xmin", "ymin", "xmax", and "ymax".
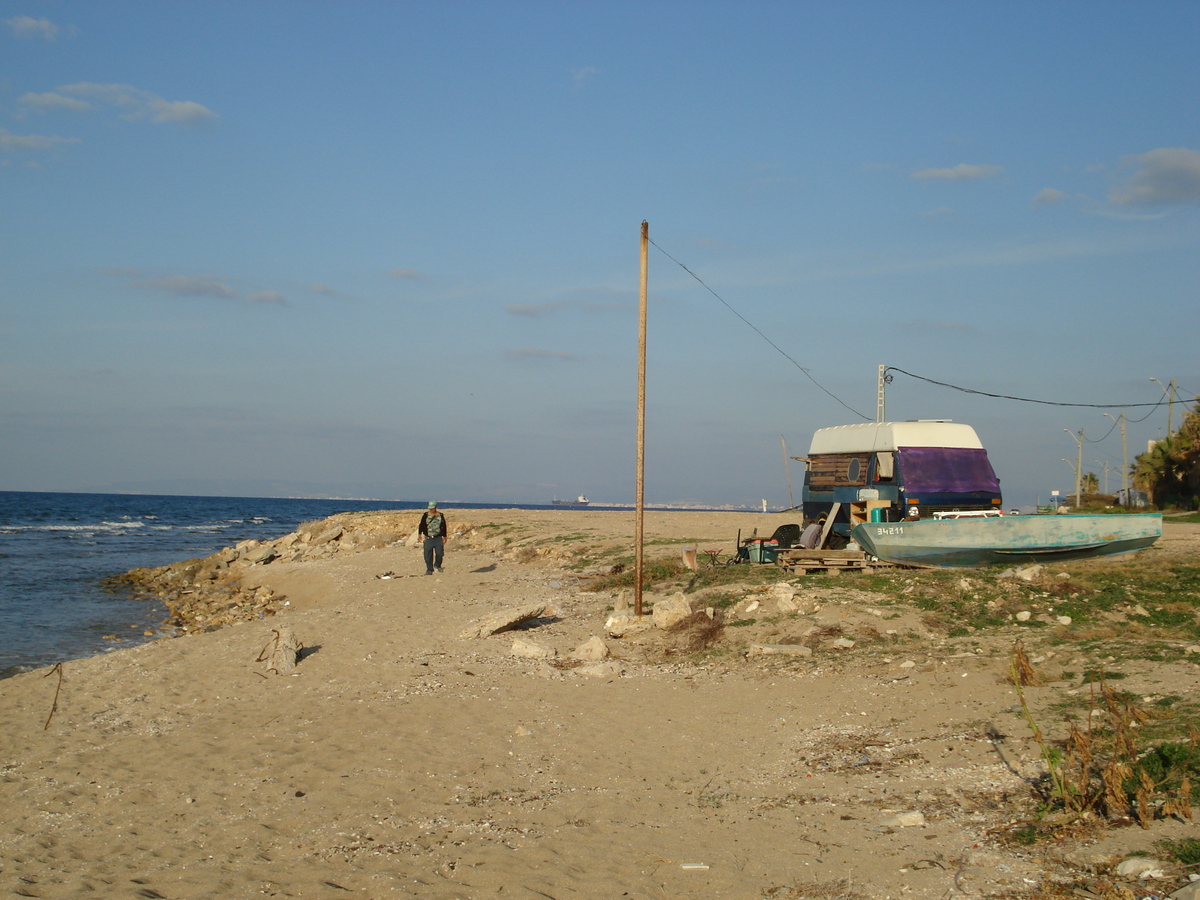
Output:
[{"xmin": 0, "ymin": 491, "xmax": 547, "ymax": 678}]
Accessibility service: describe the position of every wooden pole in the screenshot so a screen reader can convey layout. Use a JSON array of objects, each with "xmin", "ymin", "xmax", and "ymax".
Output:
[
  {"xmin": 781, "ymin": 435, "xmax": 794, "ymax": 510},
  {"xmin": 635, "ymin": 221, "xmax": 648, "ymax": 618}
]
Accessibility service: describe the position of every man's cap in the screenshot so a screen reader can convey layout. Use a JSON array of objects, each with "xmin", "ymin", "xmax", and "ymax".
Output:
[{"xmin": 428, "ymin": 501, "xmax": 438, "ymax": 508}]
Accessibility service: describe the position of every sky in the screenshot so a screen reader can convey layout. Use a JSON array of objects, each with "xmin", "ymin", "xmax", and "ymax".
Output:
[{"xmin": 1, "ymin": 1, "xmax": 1197, "ymax": 508}]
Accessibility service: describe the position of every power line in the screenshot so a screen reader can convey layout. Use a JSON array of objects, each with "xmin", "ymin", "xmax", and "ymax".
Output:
[
  {"xmin": 885, "ymin": 366, "xmax": 1175, "ymax": 411},
  {"xmin": 647, "ymin": 237, "xmax": 871, "ymax": 420}
]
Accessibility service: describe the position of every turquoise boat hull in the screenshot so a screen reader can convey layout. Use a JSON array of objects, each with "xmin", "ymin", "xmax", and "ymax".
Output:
[{"xmin": 851, "ymin": 514, "xmax": 1162, "ymax": 568}]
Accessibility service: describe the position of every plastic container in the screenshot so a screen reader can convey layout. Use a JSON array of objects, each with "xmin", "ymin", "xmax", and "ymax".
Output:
[{"xmin": 745, "ymin": 540, "xmax": 778, "ymax": 563}]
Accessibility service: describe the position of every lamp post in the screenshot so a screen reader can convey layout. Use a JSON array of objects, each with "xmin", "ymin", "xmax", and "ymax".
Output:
[
  {"xmin": 1061, "ymin": 459, "xmax": 1078, "ymax": 508},
  {"xmin": 1064, "ymin": 429, "xmax": 1084, "ymax": 508},
  {"xmin": 1149, "ymin": 377, "xmax": 1177, "ymax": 436},
  {"xmin": 1103, "ymin": 411, "xmax": 1128, "ymax": 505}
]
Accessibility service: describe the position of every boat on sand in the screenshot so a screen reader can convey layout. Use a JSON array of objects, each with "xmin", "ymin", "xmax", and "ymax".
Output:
[{"xmin": 851, "ymin": 513, "xmax": 1162, "ymax": 568}]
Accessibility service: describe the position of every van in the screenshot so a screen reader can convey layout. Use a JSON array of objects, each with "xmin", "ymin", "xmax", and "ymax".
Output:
[{"xmin": 801, "ymin": 421, "xmax": 1003, "ymax": 544}]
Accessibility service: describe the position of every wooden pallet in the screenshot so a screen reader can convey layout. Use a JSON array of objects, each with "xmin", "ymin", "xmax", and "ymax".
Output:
[{"xmin": 773, "ymin": 548, "xmax": 899, "ymax": 574}]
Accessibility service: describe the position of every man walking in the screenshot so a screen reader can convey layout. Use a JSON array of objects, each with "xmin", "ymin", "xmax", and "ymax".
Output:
[{"xmin": 418, "ymin": 502, "xmax": 447, "ymax": 575}]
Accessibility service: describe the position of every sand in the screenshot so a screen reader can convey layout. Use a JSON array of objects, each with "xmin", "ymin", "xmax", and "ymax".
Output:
[{"xmin": 2, "ymin": 510, "xmax": 1198, "ymax": 900}]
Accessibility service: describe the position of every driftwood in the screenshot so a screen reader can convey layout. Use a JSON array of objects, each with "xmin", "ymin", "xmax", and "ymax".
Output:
[
  {"xmin": 257, "ymin": 626, "xmax": 302, "ymax": 674},
  {"xmin": 459, "ymin": 603, "xmax": 548, "ymax": 639}
]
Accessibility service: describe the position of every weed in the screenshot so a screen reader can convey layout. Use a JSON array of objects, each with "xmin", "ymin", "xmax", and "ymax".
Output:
[
  {"xmin": 1010, "ymin": 640, "xmax": 1199, "ymax": 834},
  {"xmin": 1154, "ymin": 837, "xmax": 1200, "ymax": 865},
  {"xmin": 1081, "ymin": 669, "xmax": 1127, "ymax": 684}
]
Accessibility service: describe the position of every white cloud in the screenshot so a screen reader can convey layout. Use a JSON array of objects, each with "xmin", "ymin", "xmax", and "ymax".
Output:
[
  {"xmin": 1033, "ymin": 188, "xmax": 1068, "ymax": 207},
  {"xmin": 312, "ymin": 282, "xmax": 341, "ymax": 296},
  {"xmin": 385, "ymin": 268, "xmax": 422, "ymax": 280},
  {"xmin": 18, "ymin": 92, "xmax": 91, "ymax": 113},
  {"xmin": 6, "ymin": 15, "xmax": 58, "ymax": 40},
  {"xmin": 572, "ymin": 67, "xmax": 600, "ymax": 88},
  {"xmin": 148, "ymin": 99, "xmax": 218, "ymax": 125},
  {"xmin": 247, "ymin": 291, "xmax": 287, "ymax": 305},
  {"xmin": 911, "ymin": 163, "xmax": 1005, "ymax": 182},
  {"xmin": 0, "ymin": 128, "xmax": 80, "ymax": 151},
  {"xmin": 1109, "ymin": 147, "xmax": 1200, "ymax": 206},
  {"xmin": 54, "ymin": 82, "xmax": 217, "ymax": 125},
  {"xmin": 137, "ymin": 275, "xmax": 236, "ymax": 299}
]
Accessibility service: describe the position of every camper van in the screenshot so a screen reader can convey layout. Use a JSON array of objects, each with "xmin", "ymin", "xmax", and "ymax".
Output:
[{"xmin": 801, "ymin": 421, "xmax": 1003, "ymax": 544}]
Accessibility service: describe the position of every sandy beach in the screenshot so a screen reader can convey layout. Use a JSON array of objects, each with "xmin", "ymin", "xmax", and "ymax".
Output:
[{"xmin": 2, "ymin": 509, "xmax": 1197, "ymax": 900}]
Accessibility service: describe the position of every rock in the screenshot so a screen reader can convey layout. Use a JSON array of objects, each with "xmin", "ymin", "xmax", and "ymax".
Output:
[
  {"xmin": 576, "ymin": 660, "xmax": 623, "ymax": 678},
  {"xmin": 1116, "ymin": 857, "xmax": 1169, "ymax": 879},
  {"xmin": 880, "ymin": 811, "xmax": 925, "ymax": 828},
  {"xmin": 242, "ymin": 545, "xmax": 278, "ymax": 565},
  {"xmin": 1186, "ymin": 645, "xmax": 1200, "ymax": 654},
  {"xmin": 604, "ymin": 613, "xmax": 652, "ymax": 638},
  {"xmin": 1056, "ymin": 572, "xmax": 1072, "ymax": 580},
  {"xmin": 831, "ymin": 637, "xmax": 855, "ymax": 650},
  {"xmin": 899, "ymin": 660, "xmax": 917, "ymax": 668},
  {"xmin": 533, "ymin": 661, "xmax": 560, "ymax": 679},
  {"xmin": 1132, "ymin": 604, "xmax": 1150, "ymax": 617},
  {"xmin": 572, "ymin": 636, "xmax": 610, "ymax": 660},
  {"xmin": 652, "ymin": 592, "xmax": 694, "ymax": 629},
  {"xmin": 747, "ymin": 643, "xmax": 812, "ymax": 657},
  {"xmin": 510, "ymin": 637, "xmax": 556, "ymax": 659},
  {"xmin": 777, "ymin": 597, "xmax": 800, "ymax": 613},
  {"xmin": 1016, "ymin": 611, "xmax": 1032, "ymax": 622},
  {"xmin": 459, "ymin": 602, "xmax": 547, "ymax": 639},
  {"xmin": 1170, "ymin": 882, "xmax": 1200, "ymax": 900},
  {"xmin": 1015, "ymin": 564, "xmax": 1045, "ymax": 582},
  {"xmin": 768, "ymin": 582, "xmax": 796, "ymax": 603},
  {"xmin": 1056, "ymin": 615, "xmax": 1072, "ymax": 626},
  {"xmin": 743, "ymin": 600, "xmax": 760, "ymax": 614},
  {"xmin": 404, "ymin": 530, "xmax": 420, "ymax": 548},
  {"xmin": 311, "ymin": 524, "xmax": 344, "ymax": 546},
  {"xmin": 612, "ymin": 589, "xmax": 632, "ymax": 613},
  {"xmin": 258, "ymin": 626, "xmax": 301, "ymax": 674}
]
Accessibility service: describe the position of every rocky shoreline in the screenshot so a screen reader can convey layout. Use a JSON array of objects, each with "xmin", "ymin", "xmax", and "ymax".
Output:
[{"xmin": 109, "ymin": 509, "xmax": 583, "ymax": 634}]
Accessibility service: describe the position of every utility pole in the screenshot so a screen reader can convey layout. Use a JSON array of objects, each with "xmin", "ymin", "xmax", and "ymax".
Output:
[
  {"xmin": 1064, "ymin": 429, "xmax": 1084, "ymax": 508},
  {"xmin": 1098, "ymin": 460, "xmax": 1111, "ymax": 495},
  {"xmin": 1104, "ymin": 411, "xmax": 1128, "ymax": 505},
  {"xmin": 877, "ymin": 364, "xmax": 886, "ymax": 423},
  {"xmin": 634, "ymin": 221, "xmax": 648, "ymax": 618},
  {"xmin": 1150, "ymin": 377, "xmax": 1177, "ymax": 435}
]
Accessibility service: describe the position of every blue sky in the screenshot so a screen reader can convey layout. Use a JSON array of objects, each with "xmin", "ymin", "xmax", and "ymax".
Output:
[{"xmin": 2, "ymin": 1, "xmax": 1197, "ymax": 507}]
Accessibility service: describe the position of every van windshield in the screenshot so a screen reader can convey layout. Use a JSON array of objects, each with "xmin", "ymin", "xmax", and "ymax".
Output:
[{"xmin": 896, "ymin": 447, "xmax": 1000, "ymax": 493}]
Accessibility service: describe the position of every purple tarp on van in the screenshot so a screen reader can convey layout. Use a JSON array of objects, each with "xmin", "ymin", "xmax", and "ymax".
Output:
[{"xmin": 896, "ymin": 447, "xmax": 1000, "ymax": 494}]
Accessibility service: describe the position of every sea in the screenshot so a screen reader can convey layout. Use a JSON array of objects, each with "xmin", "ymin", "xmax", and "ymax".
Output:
[{"xmin": 0, "ymin": 490, "xmax": 614, "ymax": 679}]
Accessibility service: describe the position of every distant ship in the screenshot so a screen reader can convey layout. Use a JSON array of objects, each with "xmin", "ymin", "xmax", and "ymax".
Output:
[{"xmin": 552, "ymin": 495, "xmax": 589, "ymax": 507}]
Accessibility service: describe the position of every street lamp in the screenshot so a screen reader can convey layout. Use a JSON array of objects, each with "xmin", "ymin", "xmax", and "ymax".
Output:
[
  {"xmin": 1064, "ymin": 429, "xmax": 1083, "ymax": 508},
  {"xmin": 1103, "ymin": 411, "xmax": 1129, "ymax": 505},
  {"xmin": 1149, "ymin": 377, "xmax": 1177, "ymax": 435}
]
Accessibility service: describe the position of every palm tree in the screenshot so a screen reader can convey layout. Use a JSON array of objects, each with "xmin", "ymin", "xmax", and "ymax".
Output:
[{"xmin": 1134, "ymin": 402, "xmax": 1200, "ymax": 508}]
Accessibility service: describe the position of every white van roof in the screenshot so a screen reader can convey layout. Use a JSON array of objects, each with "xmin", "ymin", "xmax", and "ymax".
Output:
[{"xmin": 808, "ymin": 421, "xmax": 985, "ymax": 455}]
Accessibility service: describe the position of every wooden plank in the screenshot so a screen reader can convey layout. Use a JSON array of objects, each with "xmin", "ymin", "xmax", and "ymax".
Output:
[{"xmin": 816, "ymin": 502, "xmax": 840, "ymax": 549}]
